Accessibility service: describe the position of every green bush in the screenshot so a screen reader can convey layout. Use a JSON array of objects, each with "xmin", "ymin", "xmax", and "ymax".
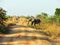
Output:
[{"xmin": 0, "ymin": 26, "xmax": 10, "ymax": 34}]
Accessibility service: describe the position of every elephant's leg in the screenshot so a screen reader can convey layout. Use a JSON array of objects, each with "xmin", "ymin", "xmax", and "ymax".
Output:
[
  {"xmin": 31, "ymin": 21, "xmax": 35, "ymax": 26},
  {"xmin": 32, "ymin": 22, "xmax": 36, "ymax": 26},
  {"xmin": 31, "ymin": 22, "xmax": 33, "ymax": 25},
  {"xmin": 34, "ymin": 23, "xmax": 35, "ymax": 26}
]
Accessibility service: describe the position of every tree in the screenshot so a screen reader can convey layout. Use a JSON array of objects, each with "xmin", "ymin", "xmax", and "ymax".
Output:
[
  {"xmin": 36, "ymin": 13, "xmax": 48, "ymax": 18},
  {"xmin": 54, "ymin": 8, "xmax": 60, "ymax": 24},
  {"xmin": 0, "ymin": 8, "xmax": 7, "ymax": 26},
  {"xmin": 55, "ymin": 8, "xmax": 60, "ymax": 16},
  {"xmin": 40, "ymin": 12, "xmax": 48, "ymax": 19},
  {"xmin": 36, "ymin": 14, "xmax": 41, "ymax": 18},
  {"xmin": 41, "ymin": 12, "xmax": 48, "ymax": 17},
  {"xmin": 0, "ymin": 8, "xmax": 9, "ymax": 34}
]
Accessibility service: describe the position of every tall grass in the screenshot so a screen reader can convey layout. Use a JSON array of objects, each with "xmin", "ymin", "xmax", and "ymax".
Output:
[{"xmin": 30, "ymin": 23, "xmax": 60, "ymax": 39}]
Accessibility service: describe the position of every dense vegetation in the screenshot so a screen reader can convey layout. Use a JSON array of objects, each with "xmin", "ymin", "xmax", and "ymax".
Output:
[{"xmin": 0, "ymin": 8, "xmax": 9, "ymax": 34}]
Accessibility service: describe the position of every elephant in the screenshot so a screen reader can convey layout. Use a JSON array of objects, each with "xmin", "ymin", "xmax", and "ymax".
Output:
[{"xmin": 28, "ymin": 18, "xmax": 41, "ymax": 26}]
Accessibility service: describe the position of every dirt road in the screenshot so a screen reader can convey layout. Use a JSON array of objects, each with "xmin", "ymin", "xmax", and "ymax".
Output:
[{"xmin": 0, "ymin": 25, "xmax": 60, "ymax": 45}]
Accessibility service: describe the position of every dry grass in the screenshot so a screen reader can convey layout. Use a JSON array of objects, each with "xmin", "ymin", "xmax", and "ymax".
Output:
[{"xmin": 35, "ymin": 23, "xmax": 60, "ymax": 39}]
